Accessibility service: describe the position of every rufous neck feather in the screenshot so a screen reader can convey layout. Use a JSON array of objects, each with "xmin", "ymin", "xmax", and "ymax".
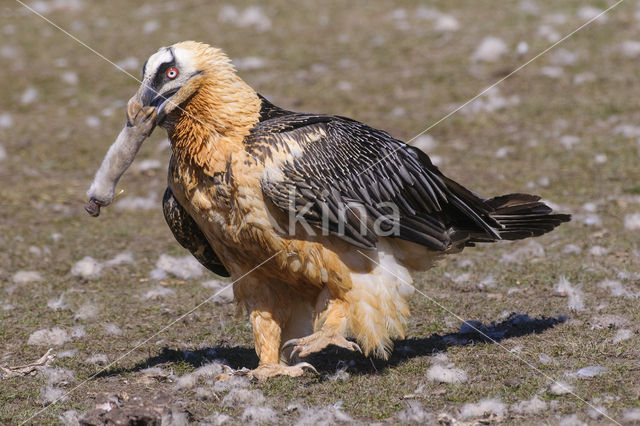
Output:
[{"xmin": 168, "ymin": 43, "xmax": 261, "ymax": 176}]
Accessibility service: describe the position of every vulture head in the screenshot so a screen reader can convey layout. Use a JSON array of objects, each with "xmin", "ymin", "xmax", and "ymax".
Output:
[{"xmin": 86, "ymin": 41, "xmax": 260, "ymax": 216}]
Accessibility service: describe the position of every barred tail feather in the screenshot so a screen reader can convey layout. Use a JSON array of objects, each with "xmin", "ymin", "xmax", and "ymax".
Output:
[{"xmin": 484, "ymin": 193, "xmax": 571, "ymax": 241}]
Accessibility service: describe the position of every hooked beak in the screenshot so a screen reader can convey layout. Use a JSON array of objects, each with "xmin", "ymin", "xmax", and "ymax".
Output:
[{"xmin": 131, "ymin": 84, "xmax": 180, "ymax": 126}]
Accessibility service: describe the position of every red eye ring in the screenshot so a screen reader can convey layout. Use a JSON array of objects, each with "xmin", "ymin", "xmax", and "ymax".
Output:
[{"xmin": 166, "ymin": 67, "xmax": 179, "ymax": 79}]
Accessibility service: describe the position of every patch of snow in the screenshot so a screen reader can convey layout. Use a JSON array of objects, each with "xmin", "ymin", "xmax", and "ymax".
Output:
[
  {"xmin": 472, "ymin": 37, "xmax": 508, "ymax": 63},
  {"xmin": 13, "ymin": 270, "xmax": 42, "ymax": 284},
  {"xmin": 547, "ymin": 381, "xmax": 573, "ymax": 395},
  {"xmin": 501, "ymin": 240, "xmax": 545, "ymax": 263},
  {"xmin": 554, "ymin": 276, "xmax": 584, "ymax": 311},
  {"xmin": 612, "ymin": 328, "xmax": 633, "ymax": 343},
  {"xmin": 103, "ymin": 323, "xmax": 123, "ymax": 336},
  {"xmin": 71, "ymin": 256, "xmax": 102, "ymax": 280},
  {"xmin": 459, "ymin": 398, "xmax": 506, "ymax": 419},
  {"xmin": 155, "ymin": 254, "xmax": 204, "ymax": 279},
  {"xmin": 85, "ymin": 354, "xmax": 108, "ymax": 365},
  {"xmin": 511, "ymin": 396, "xmax": 547, "ymax": 414},
  {"xmin": 143, "ymin": 285, "xmax": 176, "ymax": 300},
  {"xmin": 28, "ymin": 327, "xmax": 70, "ymax": 346},
  {"xmin": 20, "ymin": 87, "xmax": 38, "ymax": 104}
]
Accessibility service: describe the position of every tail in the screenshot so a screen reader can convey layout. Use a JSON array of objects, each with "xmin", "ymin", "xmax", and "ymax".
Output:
[{"xmin": 462, "ymin": 193, "xmax": 570, "ymax": 244}]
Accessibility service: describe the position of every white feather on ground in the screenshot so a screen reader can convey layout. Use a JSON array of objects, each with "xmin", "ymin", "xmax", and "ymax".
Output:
[
  {"xmin": 471, "ymin": 36, "xmax": 508, "ymax": 62},
  {"xmin": 511, "ymin": 396, "xmax": 548, "ymax": 415},
  {"xmin": 154, "ymin": 254, "xmax": 204, "ymax": 280},
  {"xmin": 612, "ymin": 329, "xmax": 633, "ymax": 343},
  {"xmin": 12, "ymin": 270, "xmax": 42, "ymax": 284},
  {"xmin": 28, "ymin": 327, "xmax": 70, "ymax": 346},
  {"xmin": 241, "ymin": 406, "xmax": 278, "ymax": 424},
  {"xmin": 426, "ymin": 355, "xmax": 468, "ymax": 384},
  {"xmin": 201, "ymin": 280, "xmax": 234, "ymax": 304},
  {"xmin": 554, "ymin": 276, "xmax": 584, "ymax": 311},
  {"xmin": 84, "ymin": 354, "xmax": 108, "ymax": 365},
  {"xmin": 74, "ymin": 302, "xmax": 98, "ymax": 321},
  {"xmin": 143, "ymin": 285, "xmax": 176, "ymax": 300},
  {"xmin": 459, "ymin": 398, "xmax": 506, "ymax": 419},
  {"xmin": 174, "ymin": 363, "xmax": 226, "ymax": 390},
  {"xmin": 70, "ymin": 256, "xmax": 102, "ymax": 280},
  {"xmin": 103, "ymin": 323, "xmax": 123, "ymax": 336},
  {"xmin": 395, "ymin": 400, "xmax": 433, "ymax": 424},
  {"xmin": 547, "ymin": 381, "xmax": 573, "ymax": 396},
  {"xmin": 501, "ymin": 240, "xmax": 545, "ymax": 263},
  {"xmin": 624, "ymin": 213, "xmax": 640, "ymax": 230},
  {"xmin": 221, "ymin": 388, "xmax": 266, "ymax": 407}
]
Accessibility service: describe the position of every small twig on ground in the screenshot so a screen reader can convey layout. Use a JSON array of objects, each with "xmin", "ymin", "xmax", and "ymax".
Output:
[{"xmin": 0, "ymin": 348, "xmax": 55, "ymax": 379}]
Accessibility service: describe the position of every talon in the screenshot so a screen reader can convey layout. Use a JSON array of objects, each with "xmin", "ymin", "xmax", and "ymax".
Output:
[
  {"xmin": 295, "ymin": 362, "xmax": 318, "ymax": 374},
  {"xmin": 351, "ymin": 342, "xmax": 362, "ymax": 354},
  {"xmin": 282, "ymin": 338, "xmax": 300, "ymax": 351}
]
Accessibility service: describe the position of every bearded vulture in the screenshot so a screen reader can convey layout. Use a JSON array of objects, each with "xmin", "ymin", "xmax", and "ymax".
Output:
[{"xmin": 86, "ymin": 41, "xmax": 570, "ymax": 379}]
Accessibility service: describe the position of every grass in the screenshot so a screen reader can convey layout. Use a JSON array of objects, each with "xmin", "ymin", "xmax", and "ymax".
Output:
[{"xmin": 1, "ymin": 0, "xmax": 640, "ymax": 424}]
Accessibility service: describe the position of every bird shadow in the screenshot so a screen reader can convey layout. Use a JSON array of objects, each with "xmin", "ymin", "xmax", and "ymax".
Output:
[{"xmin": 96, "ymin": 313, "xmax": 565, "ymax": 378}]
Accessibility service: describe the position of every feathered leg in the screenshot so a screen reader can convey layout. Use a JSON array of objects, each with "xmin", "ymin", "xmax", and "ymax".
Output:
[
  {"xmin": 282, "ymin": 290, "xmax": 361, "ymax": 361},
  {"xmin": 236, "ymin": 278, "xmax": 317, "ymax": 380}
]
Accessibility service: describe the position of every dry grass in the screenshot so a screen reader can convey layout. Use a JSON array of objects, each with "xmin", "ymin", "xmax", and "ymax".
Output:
[{"xmin": 1, "ymin": 0, "xmax": 639, "ymax": 424}]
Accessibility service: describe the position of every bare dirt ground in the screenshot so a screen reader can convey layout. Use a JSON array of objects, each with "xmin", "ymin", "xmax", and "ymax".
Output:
[{"xmin": 1, "ymin": 1, "xmax": 639, "ymax": 424}]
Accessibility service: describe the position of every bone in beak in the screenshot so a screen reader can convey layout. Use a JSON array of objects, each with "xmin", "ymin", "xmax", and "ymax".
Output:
[{"xmin": 85, "ymin": 100, "xmax": 157, "ymax": 217}]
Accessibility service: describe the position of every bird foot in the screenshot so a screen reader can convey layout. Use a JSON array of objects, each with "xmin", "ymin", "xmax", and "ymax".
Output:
[
  {"xmin": 245, "ymin": 362, "xmax": 318, "ymax": 381},
  {"xmin": 282, "ymin": 332, "xmax": 361, "ymax": 361},
  {"xmin": 126, "ymin": 97, "xmax": 157, "ymax": 136}
]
